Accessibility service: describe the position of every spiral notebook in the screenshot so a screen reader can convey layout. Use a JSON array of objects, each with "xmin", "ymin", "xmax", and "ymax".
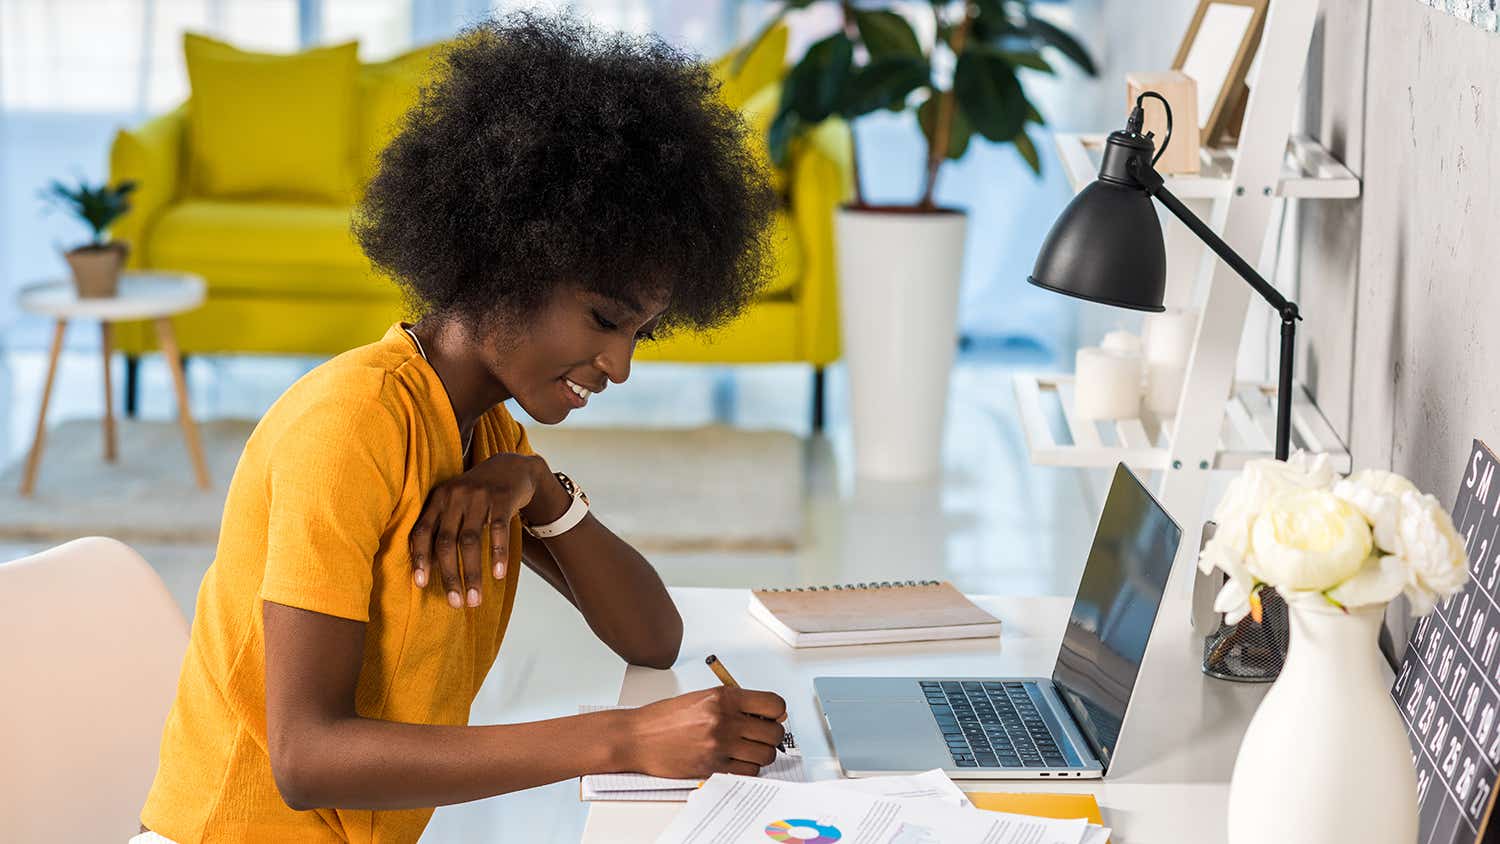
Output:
[{"xmin": 747, "ymin": 580, "xmax": 1001, "ymax": 648}]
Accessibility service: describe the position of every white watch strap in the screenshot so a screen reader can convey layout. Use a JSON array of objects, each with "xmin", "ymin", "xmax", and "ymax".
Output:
[{"xmin": 525, "ymin": 493, "xmax": 588, "ymax": 538}]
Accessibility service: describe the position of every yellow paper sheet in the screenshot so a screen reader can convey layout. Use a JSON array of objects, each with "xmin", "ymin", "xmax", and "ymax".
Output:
[{"xmin": 969, "ymin": 791, "xmax": 1105, "ymax": 827}]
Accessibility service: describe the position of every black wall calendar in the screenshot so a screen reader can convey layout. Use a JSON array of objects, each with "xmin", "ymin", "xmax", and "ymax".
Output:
[{"xmin": 1393, "ymin": 439, "xmax": 1500, "ymax": 844}]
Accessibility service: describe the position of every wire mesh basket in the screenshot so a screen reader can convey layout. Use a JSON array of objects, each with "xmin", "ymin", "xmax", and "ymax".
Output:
[
  {"xmin": 1197, "ymin": 520, "xmax": 1290, "ymax": 682},
  {"xmin": 1202, "ymin": 587, "xmax": 1290, "ymax": 681}
]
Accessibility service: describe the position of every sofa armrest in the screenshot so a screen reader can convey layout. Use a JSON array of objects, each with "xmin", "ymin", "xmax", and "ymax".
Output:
[
  {"xmin": 109, "ymin": 105, "xmax": 187, "ymax": 268},
  {"xmin": 785, "ymin": 117, "xmax": 854, "ymax": 366}
]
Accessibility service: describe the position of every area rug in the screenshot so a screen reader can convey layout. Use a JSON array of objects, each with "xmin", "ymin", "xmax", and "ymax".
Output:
[{"xmin": 0, "ymin": 420, "xmax": 805, "ymax": 551}]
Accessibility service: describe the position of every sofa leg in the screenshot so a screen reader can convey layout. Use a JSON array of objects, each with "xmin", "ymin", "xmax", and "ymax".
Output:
[
  {"xmin": 811, "ymin": 366, "xmax": 826, "ymax": 434},
  {"xmin": 124, "ymin": 355, "xmax": 140, "ymax": 418}
]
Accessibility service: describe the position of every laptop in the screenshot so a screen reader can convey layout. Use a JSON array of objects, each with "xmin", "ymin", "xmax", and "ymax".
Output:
[{"xmin": 814, "ymin": 463, "xmax": 1181, "ymax": 779}]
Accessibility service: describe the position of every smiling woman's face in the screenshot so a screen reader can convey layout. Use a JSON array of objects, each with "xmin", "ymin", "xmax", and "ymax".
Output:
[{"xmin": 486, "ymin": 285, "xmax": 670, "ymax": 425}]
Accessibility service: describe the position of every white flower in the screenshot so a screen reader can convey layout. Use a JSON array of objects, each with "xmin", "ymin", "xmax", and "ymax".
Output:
[
  {"xmin": 1247, "ymin": 488, "xmax": 1373, "ymax": 591},
  {"xmin": 1387, "ymin": 492, "xmax": 1469, "ymax": 615},
  {"xmin": 1198, "ymin": 457, "xmax": 1465, "ymax": 620},
  {"xmin": 1333, "ymin": 470, "xmax": 1422, "ymax": 553},
  {"xmin": 1327, "ymin": 554, "xmax": 1407, "ymax": 607},
  {"xmin": 1212, "ymin": 573, "xmax": 1254, "ymax": 625},
  {"xmin": 1201, "ymin": 452, "xmax": 1337, "ymax": 578},
  {"xmin": 1202, "ymin": 534, "xmax": 1256, "ymax": 624}
]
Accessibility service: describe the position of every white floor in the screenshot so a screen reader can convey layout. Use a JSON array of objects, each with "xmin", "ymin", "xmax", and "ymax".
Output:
[{"xmin": 0, "ymin": 330, "xmax": 1104, "ymax": 843}]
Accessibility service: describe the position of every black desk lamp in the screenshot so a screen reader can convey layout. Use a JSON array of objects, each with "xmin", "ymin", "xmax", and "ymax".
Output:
[{"xmin": 1029, "ymin": 91, "xmax": 1300, "ymax": 461}]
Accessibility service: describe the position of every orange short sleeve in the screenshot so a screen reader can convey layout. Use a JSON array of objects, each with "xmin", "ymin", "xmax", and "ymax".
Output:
[{"xmin": 257, "ymin": 382, "xmax": 406, "ymax": 622}]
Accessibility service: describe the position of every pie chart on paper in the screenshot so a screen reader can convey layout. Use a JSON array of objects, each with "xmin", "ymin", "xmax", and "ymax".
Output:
[{"xmin": 763, "ymin": 818, "xmax": 842, "ymax": 843}]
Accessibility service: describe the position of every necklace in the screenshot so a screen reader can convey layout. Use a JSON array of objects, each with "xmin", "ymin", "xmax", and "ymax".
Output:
[{"xmin": 404, "ymin": 326, "xmax": 474, "ymax": 461}]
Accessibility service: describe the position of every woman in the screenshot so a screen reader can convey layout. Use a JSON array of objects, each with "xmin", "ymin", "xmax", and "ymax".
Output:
[{"xmin": 137, "ymin": 14, "xmax": 784, "ymax": 842}]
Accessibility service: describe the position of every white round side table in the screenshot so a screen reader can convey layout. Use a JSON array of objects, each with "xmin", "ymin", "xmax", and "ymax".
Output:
[{"xmin": 16, "ymin": 272, "xmax": 211, "ymax": 496}]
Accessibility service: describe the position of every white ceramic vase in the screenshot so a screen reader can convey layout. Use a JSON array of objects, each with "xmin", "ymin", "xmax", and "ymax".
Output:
[
  {"xmin": 1227, "ymin": 601, "xmax": 1418, "ymax": 844},
  {"xmin": 834, "ymin": 207, "xmax": 967, "ymax": 480}
]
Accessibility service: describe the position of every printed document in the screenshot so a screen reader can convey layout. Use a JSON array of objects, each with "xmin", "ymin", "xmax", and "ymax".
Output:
[
  {"xmin": 821, "ymin": 769, "xmax": 972, "ymax": 808},
  {"xmin": 656, "ymin": 774, "xmax": 1091, "ymax": 844}
]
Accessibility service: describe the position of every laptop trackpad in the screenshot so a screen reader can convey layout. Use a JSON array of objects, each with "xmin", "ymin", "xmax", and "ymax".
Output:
[{"xmin": 824, "ymin": 699, "xmax": 952, "ymax": 775}]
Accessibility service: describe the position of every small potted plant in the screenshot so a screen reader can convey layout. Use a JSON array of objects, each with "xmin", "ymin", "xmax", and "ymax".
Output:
[
  {"xmin": 743, "ymin": 0, "xmax": 1094, "ymax": 478},
  {"xmin": 42, "ymin": 178, "xmax": 138, "ymax": 298}
]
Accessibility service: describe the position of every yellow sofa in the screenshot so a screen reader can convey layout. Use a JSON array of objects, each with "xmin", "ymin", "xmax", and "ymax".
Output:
[{"xmin": 107, "ymin": 34, "xmax": 852, "ymax": 426}]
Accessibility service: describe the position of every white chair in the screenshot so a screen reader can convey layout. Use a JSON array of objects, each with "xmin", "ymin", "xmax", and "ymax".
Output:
[{"xmin": 0, "ymin": 538, "xmax": 189, "ymax": 843}]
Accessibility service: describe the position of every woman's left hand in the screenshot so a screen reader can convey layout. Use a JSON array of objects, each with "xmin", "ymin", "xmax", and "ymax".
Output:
[{"xmin": 409, "ymin": 453, "xmax": 546, "ymax": 609}]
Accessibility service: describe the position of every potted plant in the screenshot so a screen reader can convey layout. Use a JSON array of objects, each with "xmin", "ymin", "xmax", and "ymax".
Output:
[
  {"xmin": 746, "ymin": 0, "xmax": 1094, "ymax": 479},
  {"xmin": 42, "ymin": 178, "xmax": 138, "ymax": 298}
]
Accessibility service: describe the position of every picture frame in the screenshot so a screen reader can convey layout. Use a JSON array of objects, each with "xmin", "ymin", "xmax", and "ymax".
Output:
[{"xmin": 1171, "ymin": 0, "xmax": 1269, "ymax": 148}]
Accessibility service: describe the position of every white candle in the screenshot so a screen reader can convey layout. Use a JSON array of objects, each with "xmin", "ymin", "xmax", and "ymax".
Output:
[
  {"xmin": 1144, "ymin": 307, "xmax": 1198, "ymax": 367},
  {"xmin": 1101, "ymin": 329, "xmax": 1144, "ymax": 358},
  {"xmin": 1075, "ymin": 346, "xmax": 1143, "ymax": 420},
  {"xmin": 1143, "ymin": 309, "xmax": 1198, "ymax": 418},
  {"xmin": 1147, "ymin": 363, "xmax": 1187, "ymax": 416}
]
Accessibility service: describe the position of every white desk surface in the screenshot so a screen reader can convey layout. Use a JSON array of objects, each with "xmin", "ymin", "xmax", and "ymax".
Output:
[{"xmin": 575, "ymin": 587, "xmax": 1239, "ymax": 844}]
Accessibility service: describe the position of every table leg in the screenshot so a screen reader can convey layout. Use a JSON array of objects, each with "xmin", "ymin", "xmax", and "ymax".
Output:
[
  {"xmin": 20, "ymin": 320, "xmax": 67, "ymax": 496},
  {"xmin": 101, "ymin": 321, "xmax": 117, "ymax": 462},
  {"xmin": 155, "ymin": 318, "xmax": 211, "ymax": 490}
]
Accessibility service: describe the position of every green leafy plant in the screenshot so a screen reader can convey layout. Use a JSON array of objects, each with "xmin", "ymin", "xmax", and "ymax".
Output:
[
  {"xmin": 749, "ymin": 1, "xmax": 1095, "ymax": 209},
  {"xmin": 41, "ymin": 178, "xmax": 138, "ymax": 248}
]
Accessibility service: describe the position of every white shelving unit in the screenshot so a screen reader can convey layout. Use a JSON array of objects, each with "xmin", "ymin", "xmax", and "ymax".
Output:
[
  {"xmin": 1012, "ymin": 129, "xmax": 1358, "ymax": 483},
  {"xmin": 1008, "ymin": 0, "xmax": 1363, "ymax": 779},
  {"xmin": 1053, "ymin": 133, "xmax": 1361, "ymax": 201},
  {"xmin": 1012, "ymin": 374, "xmax": 1351, "ymax": 472}
]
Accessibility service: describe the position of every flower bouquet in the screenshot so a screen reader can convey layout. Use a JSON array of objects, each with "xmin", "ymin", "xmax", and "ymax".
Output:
[{"xmin": 1199, "ymin": 451, "xmax": 1469, "ymax": 623}]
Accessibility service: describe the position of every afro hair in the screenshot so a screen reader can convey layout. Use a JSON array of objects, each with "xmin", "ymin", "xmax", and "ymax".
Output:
[{"xmin": 353, "ymin": 12, "xmax": 777, "ymax": 337}]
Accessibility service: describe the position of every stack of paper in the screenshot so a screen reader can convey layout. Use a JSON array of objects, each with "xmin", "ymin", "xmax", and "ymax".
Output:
[{"xmin": 654, "ymin": 771, "xmax": 1111, "ymax": 844}]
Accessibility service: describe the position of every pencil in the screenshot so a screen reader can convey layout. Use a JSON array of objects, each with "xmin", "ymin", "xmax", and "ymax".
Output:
[
  {"xmin": 705, "ymin": 654, "xmax": 740, "ymax": 688},
  {"xmin": 705, "ymin": 654, "xmax": 794, "ymax": 752}
]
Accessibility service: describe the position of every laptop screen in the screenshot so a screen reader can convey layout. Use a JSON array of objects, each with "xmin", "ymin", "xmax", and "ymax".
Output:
[{"xmin": 1051, "ymin": 464, "xmax": 1181, "ymax": 771}]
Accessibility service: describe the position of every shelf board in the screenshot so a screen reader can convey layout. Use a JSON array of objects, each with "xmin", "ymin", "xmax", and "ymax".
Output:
[
  {"xmin": 1012, "ymin": 373, "xmax": 1351, "ymax": 473},
  {"xmin": 1054, "ymin": 133, "xmax": 1362, "ymax": 200}
]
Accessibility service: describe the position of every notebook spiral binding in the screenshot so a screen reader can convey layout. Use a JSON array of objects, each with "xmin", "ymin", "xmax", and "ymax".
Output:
[{"xmin": 760, "ymin": 579, "xmax": 942, "ymax": 593}]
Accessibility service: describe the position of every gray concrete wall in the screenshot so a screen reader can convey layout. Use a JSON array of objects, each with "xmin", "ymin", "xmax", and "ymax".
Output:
[{"xmin": 1300, "ymin": 0, "xmax": 1500, "ymax": 499}]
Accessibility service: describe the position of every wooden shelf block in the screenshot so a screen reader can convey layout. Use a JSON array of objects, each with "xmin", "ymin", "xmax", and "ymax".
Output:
[{"xmin": 1127, "ymin": 71, "xmax": 1201, "ymax": 175}]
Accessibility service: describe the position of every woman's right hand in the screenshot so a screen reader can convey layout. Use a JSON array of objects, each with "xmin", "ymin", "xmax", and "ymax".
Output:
[{"xmin": 618, "ymin": 687, "xmax": 788, "ymax": 778}]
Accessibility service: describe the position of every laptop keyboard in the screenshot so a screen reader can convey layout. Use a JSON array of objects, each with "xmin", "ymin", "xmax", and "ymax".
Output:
[{"xmin": 921, "ymin": 680, "xmax": 1068, "ymax": 769}]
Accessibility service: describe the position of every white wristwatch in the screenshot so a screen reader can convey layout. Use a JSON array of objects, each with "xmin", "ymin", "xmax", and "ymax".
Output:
[{"xmin": 524, "ymin": 472, "xmax": 589, "ymax": 538}]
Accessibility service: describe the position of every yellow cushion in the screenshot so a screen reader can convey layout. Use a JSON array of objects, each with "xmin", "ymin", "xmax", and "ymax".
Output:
[
  {"xmin": 183, "ymin": 33, "xmax": 359, "ymax": 203},
  {"xmin": 712, "ymin": 23, "xmax": 787, "ymax": 110},
  {"xmin": 761, "ymin": 209, "xmax": 802, "ymax": 297},
  {"xmin": 357, "ymin": 43, "xmax": 443, "ymax": 184},
  {"xmin": 740, "ymin": 83, "xmax": 789, "ymax": 196},
  {"xmin": 149, "ymin": 200, "xmax": 392, "ymax": 298},
  {"xmin": 636, "ymin": 298, "xmax": 801, "ymax": 364}
]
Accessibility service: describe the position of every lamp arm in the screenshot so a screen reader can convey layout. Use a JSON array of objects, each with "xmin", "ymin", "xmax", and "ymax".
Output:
[
  {"xmin": 1127, "ymin": 157, "xmax": 1300, "ymax": 461},
  {"xmin": 1127, "ymin": 159, "xmax": 1299, "ymax": 322}
]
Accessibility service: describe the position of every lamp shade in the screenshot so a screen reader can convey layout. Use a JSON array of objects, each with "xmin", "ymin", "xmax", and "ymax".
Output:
[{"xmin": 1028, "ymin": 152, "xmax": 1168, "ymax": 313}]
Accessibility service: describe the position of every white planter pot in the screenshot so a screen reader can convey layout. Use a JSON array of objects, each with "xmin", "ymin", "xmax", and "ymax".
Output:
[
  {"xmin": 835, "ymin": 207, "xmax": 967, "ymax": 480},
  {"xmin": 1227, "ymin": 601, "xmax": 1418, "ymax": 844}
]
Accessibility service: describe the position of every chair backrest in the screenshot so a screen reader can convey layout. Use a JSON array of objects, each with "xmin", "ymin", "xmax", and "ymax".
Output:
[{"xmin": 0, "ymin": 538, "xmax": 189, "ymax": 843}]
